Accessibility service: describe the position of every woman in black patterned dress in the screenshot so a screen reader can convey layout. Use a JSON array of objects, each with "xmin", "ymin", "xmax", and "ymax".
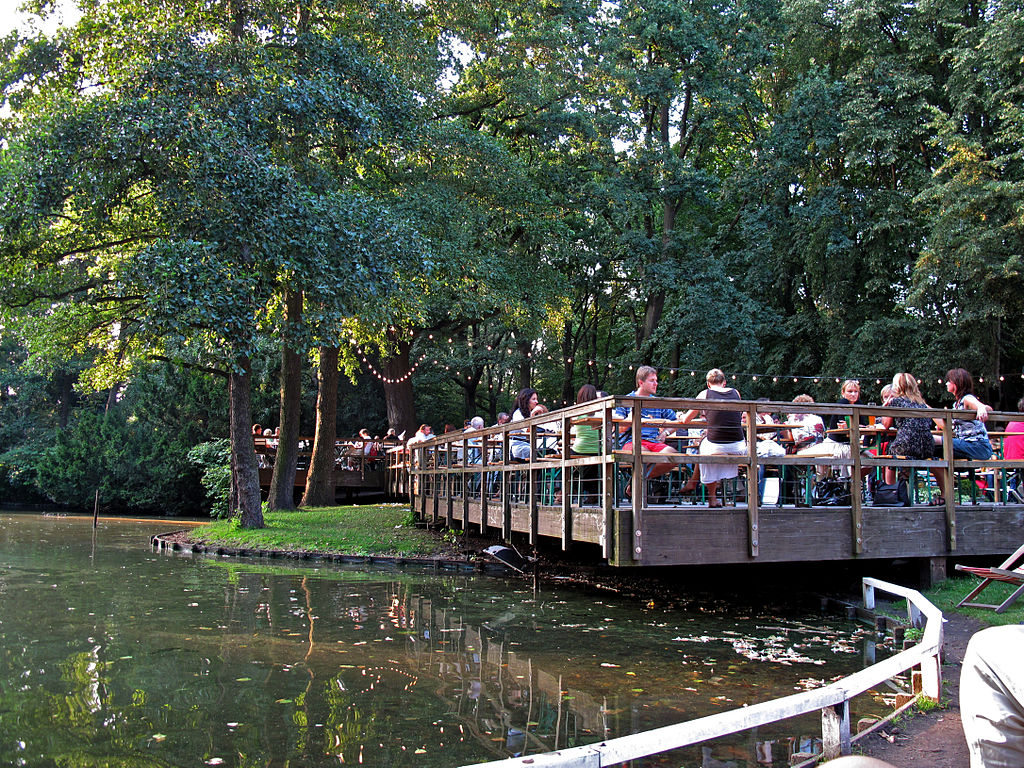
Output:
[{"xmin": 879, "ymin": 373, "xmax": 938, "ymax": 485}]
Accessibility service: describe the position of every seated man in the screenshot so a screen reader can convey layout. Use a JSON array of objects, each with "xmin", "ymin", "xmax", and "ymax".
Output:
[{"xmin": 615, "ymin": 365, "xmax": 678, "ymax": 480}]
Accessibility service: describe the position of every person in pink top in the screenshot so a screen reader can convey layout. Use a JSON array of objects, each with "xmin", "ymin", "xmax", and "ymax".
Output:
[
  {"xmin": 1007, "ymin": 397, "xmax": 1024, "ymax": 503},
  {"xmin": 1005, "ymin": 396, "xmax": 1024, "ymax": 461}
]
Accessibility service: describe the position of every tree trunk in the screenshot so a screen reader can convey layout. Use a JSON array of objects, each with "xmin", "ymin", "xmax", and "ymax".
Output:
[
  {"xmin": 380, "ymin": 340, "xmax": 417, "ymax": 436},
  {"xmin": 560, "ymin": 319, "xmax": 575, "ymax": 406},
  {"xmin": 517, "ymin": 340, "xmax": 532, "ymax": 391},
  {"xmin": 641, "ymin": 289, "xmax": 665, "ymax": 351},
  {"xmin": 230, "ymin": 357, "xmax": 264, "ymax": 528},
  {"xmin": 56, "ymin": 370, "xmax": 77, "ymax": 429},
  {"xmin": 268, "ymin": 288, "xmax": 303, "ymax": 510},
  {"xmin": 301, "ymin": 346, "xmax": 339, "ymax": 507}
]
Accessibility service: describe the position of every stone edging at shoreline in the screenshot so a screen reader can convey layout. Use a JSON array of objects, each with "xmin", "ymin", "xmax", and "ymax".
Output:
[{"xmin": 150, "ymin": 530, "xmax": 514, "ymax": 573}]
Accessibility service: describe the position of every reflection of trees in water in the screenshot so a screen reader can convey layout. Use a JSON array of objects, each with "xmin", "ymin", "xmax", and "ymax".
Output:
[
  {"xmin": 0, "ymin": 644, "xmax": 170, "ymax": 767},
  {"xmin": 0, "ymin": 557, "xmax": 866, "ymax": 767}
]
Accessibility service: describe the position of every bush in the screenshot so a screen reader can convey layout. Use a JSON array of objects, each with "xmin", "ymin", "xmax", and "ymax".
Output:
[
  {"xmin": 32, "ymin": 409, "xmax": 206, "ymax": 515},
  {"xmin": 187, "ymin": 439, "xmax": 232, "ymax": 519}
]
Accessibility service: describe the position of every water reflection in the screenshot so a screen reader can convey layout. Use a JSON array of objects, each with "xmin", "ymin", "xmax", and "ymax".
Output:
[{"xmin": 0, "ymin": 513, "xmax": 889, "ymax": 767}]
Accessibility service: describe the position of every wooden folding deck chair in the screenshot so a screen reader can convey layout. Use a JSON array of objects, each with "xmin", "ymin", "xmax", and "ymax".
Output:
[{"xmin": 955, "ymin": 543, "xmax": 1024, "ymax": 613}]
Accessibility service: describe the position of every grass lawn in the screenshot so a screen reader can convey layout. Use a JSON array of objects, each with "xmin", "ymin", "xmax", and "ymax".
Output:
[
  {"xmin": 916, "ymin": 574, "xmax": 1024, "ymax": 626},
  {"xmin": 190, "ymin": 503, "xmax": 454, "ymax": 557}
]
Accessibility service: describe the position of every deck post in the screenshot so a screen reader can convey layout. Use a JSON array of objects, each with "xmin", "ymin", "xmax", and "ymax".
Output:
[
  {"xmin": 445, "ymin": 443, "xmax": 454, "ymax": 529},
  {"xmin": 821, "ymin": 699, "xmax": 851, "ymax": 759},
  {"xmin": 746, "ymin": 404, "xmax": 760, "ymax": 558},
  {"xmin": 529, "ymin": 424, "xmax": 539, "ymax": 546},
  {"xmin": 850, "ymin": 411, "xmax": 864, "ymax": 554},
  {"xmin": 501, "ymin": 432, "xmax": 512, "ymax": 541},
  {"xmin": 431, "ymin": 447, "xmax": 440, "ymax": 524},
  {"xmin": 480, "ymin": 435, "xmax": 489, "ymax": 535},
  {"xmin": 601, "ymin": 402, "xmax": 615, "ymax": 560},
  {"xmin": 942, "ymin": 415, "xmax": 956, "ymax": 550},
  {"xmin": 631, "ymin": 404, "xmax": 643, "ymax": 561},
  {"xmin": 461, "ymin": 437, "xmax": 470, "ymax": 531},
  {"xmin": 561, "ymin": 413, "xmax": 572, "ymax": 551}
]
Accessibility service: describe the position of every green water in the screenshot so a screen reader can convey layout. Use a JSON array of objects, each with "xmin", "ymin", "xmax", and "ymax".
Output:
[{"xmin": 0, "ymin": 513, "xmax": 888, "ymax": 767}]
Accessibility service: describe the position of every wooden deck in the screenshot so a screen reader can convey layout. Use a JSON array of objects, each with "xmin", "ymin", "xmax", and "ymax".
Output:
[
  {"xmin": 408, "ymin": 396, "xmax": 1024, "ymax": 567},
  {"xmin": 255, "ymin": 436, "xmax": 404, "ymax": 500}
]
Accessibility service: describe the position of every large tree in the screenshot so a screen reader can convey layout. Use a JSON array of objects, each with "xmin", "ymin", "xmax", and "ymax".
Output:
[{"xmin": 0, "ymin": 0, "xmax": 426, "ymax": 525}]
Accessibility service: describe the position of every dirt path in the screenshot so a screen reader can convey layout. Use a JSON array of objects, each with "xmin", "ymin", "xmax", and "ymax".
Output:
[{"xmin": 856, "ymin": 612, "xmax": 982, "ymax": 767}]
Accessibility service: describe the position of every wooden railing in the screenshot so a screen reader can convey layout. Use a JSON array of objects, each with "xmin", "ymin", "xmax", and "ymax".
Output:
[
  {"xmin": 457, "ymin": 576, "xmax": 943, "ymax": 768},
  {"xmin": 406, "ymin": 396, "xmax": 1024, "ymax": 561}
]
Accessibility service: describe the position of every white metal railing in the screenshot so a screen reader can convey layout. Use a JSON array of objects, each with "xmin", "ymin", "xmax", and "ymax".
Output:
[{"xmin": 458, "ymin": 577, "xmax": 942, "ymax": 768}]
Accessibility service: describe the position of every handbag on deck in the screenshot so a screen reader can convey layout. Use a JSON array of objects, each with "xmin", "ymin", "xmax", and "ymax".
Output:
[
  {"xmin": 872, "ymin": 479, "xmax": 911, "ymax": 507},
  {"xmin": 811, "ymin": 478, "xmax": 851, "ymax": 506}
]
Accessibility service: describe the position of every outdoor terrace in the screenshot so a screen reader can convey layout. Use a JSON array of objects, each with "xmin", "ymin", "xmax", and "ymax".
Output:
[{"xmin": 407, "ymin": 396, "xmax": 1024, "ymax": 567}]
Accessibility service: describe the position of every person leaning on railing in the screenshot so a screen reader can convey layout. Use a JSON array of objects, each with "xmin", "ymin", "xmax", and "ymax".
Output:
[{"xmin": 931, "ymin": 368, "xmax": 994, "ymax": 506}]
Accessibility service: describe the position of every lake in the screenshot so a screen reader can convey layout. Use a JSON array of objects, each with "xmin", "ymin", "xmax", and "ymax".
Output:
[{"xmin": 0, "ymin": 512, "xmax": 890, "ymax": 767}]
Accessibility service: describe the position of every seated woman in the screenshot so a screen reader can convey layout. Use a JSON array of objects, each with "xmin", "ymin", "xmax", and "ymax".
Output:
[
  {"xmin": 932, "ymin": 368, "xmax": 994, "ymax": 505},
  {"xmin": 570, "ymin": 384, "xmax": 602, "ymax": 503},
  {"xmin": 510, "ymin": 387, "xmax": 540, "ymax": 461},
  {"xmin": 681, "ymin": 369, "xmax": 746, "ymax": 508},
  {"xmin": 570, "ymin": 384, "xmax": 601, "ymax": 456},
  {"xmin": 879, "ymin": 373, "xmax": 939, "ymax": 486},
  {"xmin": 818, "ymin": 379, "xmax": 871, "ymax": 480}
]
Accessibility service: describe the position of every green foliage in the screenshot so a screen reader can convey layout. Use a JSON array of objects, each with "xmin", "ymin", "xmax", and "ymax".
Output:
[
  {"xmin": 1, "ymin": 0, "xmax": 1024, "ymax": 492},
  {"xmin": 33, "ymin": 406, "xmax": 205, "ymax": 515},
  {"xmin": 186, "ymin": 439, "xmax": 232, "ymax": 519}
]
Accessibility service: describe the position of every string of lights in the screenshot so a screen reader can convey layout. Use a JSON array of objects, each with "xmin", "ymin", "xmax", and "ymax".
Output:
[{"xmin": 350, "ymin": 337, "xmax": 1023, "ymax": 389}]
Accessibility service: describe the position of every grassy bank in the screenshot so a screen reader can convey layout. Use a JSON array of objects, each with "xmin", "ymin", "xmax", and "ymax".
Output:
[
  {"xmin": 917, "ymin": 575, "xmax": 1023, "ymax": 626},
  {"xmin": 190, "ymin": 503, "xmax": 457, "ymax": 557}
]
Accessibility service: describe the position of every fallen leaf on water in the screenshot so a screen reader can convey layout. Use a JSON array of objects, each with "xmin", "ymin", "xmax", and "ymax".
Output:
[{"xmin": 600, "ymin": 662, "xmax": 620, "ymax": 668}]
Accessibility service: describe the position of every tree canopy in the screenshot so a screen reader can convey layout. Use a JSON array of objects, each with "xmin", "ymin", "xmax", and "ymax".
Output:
[{"xmin": 1, "ymin": 0, "xmax": 1021, "ymax": 518}]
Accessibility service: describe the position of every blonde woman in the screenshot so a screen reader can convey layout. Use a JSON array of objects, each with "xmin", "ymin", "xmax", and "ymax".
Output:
[{"xmin": 879, "ymin": 373, "xmax": 938, "ymax": 486}]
